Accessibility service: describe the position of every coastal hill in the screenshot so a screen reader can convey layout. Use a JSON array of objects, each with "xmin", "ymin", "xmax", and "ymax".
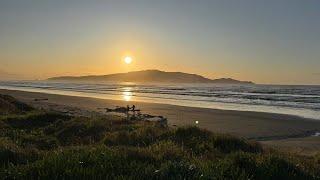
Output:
[{"xmin": 48, "ymin": 70, "xmax": 253, "ymax": 84}]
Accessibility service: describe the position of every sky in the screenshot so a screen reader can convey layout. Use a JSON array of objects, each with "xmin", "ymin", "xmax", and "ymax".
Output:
[{"xmin": 0, "ymin": 0, "xmax": 320, "ymax": 84}]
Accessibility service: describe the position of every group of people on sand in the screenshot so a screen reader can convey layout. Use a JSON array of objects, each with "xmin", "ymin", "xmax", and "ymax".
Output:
[
  {"xmin": 106, "ymin": 104, "xmax": 167, "ymax": 126},
  {"xmin": 125, "ymin": 105, "xmax": 139, "ymax": 121},
  {"xmin": 126, "ymin": 105, "xmax": 136, "ymax": 112}
]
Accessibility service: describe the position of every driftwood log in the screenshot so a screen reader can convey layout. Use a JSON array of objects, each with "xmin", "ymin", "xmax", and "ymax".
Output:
[{"xmin": 99, "ymin": 106, "xmax": 168, "ymax": 127}]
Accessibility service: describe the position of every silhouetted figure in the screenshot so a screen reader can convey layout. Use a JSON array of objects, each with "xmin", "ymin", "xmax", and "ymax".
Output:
[
  {"xmin": 131, "ymin": 105, "xmax": 136, "ymax": 118},
  {"xmin": 126, "ymin": 105, "xmax": 130, "ymax": 121}
]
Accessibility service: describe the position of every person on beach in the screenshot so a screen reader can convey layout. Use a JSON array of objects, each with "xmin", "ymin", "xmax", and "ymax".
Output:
[{"xmin": 126, "ymin": 105, "xmax": 130, "ymax": 121}]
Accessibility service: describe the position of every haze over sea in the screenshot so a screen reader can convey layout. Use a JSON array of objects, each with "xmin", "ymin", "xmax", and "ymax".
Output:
[{"xmin": 1, "ymin": 81, "xmax": 319, "ymax": 120}]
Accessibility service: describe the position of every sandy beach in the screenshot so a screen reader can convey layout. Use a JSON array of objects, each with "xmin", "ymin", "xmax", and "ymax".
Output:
[{"xmin": 1, "ymin": 88, "xmax": 320, "ymax": 155}]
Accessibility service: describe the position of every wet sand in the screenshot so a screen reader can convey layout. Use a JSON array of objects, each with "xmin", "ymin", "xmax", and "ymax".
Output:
[{"xmin": 1, "ymin": 89, "xmax": 320, "ymax": 154}]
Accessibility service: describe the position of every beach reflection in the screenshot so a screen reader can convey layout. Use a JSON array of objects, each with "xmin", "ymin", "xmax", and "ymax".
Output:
[{"xmin": 122, "ymin": 87, "xmax": 133, "ymax": 101}]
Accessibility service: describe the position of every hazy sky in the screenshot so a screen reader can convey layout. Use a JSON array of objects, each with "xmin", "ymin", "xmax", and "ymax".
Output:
[{"xmin": 0, "ymin": 0, "xmax": 320, "ymax": 84}]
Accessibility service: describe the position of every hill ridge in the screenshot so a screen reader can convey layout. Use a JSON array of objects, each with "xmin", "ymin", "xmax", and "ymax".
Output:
[{"xmin": 48, "ymin": 69, "xmax": 254, "ymax": 84}]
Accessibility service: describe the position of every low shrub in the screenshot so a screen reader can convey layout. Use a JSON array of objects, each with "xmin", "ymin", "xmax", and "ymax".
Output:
[
  {"xmin": 3, "ymin": 112, "xmax": 69, "ymax": 130},
  {"xmin": 104, "ymin": 126, "xmax": 167, "ymax": 147},
  {"xmin": 56, "ymin": 117, "xmax": 110, "ymax": 145},
  {"xmin": 0, "ymin": 138, "xmax": 40, "ymax": 166}
]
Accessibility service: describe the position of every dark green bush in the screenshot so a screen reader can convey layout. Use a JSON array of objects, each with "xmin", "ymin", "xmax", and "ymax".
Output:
[
  {"xmin": 211, "ymin": 134, "xmax": 263, "ymax": 153},
  {"xmin": 3, "ymin": 112, "xmax": 69, "ymax": 129},
  {"xmin": 0, "ymin": 138, "xmax": 40, "ymax": 166},
  {"xmin": 257, "ymin": 154, "xmax": 312, "ymax": 180},
  {"xmin": 56, "ymin": 117, "xmax": 110, "ymax": 145},
  {"xmin": 21, "ymin": 135, "xmax": 59, "ymax": 150},
  {"xmin": 104, "ymin": 126, "xmax": 166, "ymax": 147},
  {"xmin": 164, "ymin": 126, "xmax": 262, "ymax": 155}
]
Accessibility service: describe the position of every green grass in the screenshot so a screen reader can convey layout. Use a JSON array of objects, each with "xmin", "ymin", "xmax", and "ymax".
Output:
[{"xmin": 0, "ymin": 94, "xmax": 319, "ymax": 179}]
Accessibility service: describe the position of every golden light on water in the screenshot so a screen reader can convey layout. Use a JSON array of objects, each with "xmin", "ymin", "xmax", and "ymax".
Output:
[
  {"xmin": 123, "ymin": 91, "xmax": 132, "ymax": 101},
  {"xmin": 122, "ymin": 87, "xmax": 133, "ymax": 101}
]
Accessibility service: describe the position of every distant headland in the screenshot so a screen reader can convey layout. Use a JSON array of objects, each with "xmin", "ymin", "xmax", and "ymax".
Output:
[{"xmin": 48, "ymin": 69, "xmax": 254, "ymax": 84}]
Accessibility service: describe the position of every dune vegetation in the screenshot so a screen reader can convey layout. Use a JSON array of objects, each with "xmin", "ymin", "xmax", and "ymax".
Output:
[{"xmin": 0, "ymin": 94, "xmax": 319, "ymax": 179}]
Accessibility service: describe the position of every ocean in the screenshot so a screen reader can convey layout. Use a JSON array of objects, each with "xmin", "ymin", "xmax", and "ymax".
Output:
[{"xmin": 0, "ymin": 81, "xmax": 319, "ymax": 120}]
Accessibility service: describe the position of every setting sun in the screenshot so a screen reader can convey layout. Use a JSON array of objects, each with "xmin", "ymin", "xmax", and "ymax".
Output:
[{"xmin": 124, "ymin": 56, "xmax": 132, "ymax": 64}]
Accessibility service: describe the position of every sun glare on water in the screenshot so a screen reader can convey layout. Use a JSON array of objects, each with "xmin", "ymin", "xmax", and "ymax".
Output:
[
  {"xmin": 122, "ymin": 87, "xmax": 133, "ymax": 101},
  {"xmin": 124, "ymin": 56, "xmax": 132, "ymax": 64}
]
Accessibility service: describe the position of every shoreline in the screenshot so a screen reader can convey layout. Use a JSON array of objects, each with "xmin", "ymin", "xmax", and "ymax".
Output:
[
  {"xmin": 1, "ymin": 84, "xmax": 319, "ymax": 120},
  {"xmin": 1, "ymin": 88, "xmax": 320, "ymax": 155}
]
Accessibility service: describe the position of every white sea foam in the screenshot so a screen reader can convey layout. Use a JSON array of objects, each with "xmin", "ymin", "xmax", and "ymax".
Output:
[{"xmin": 313, "ymin": 132, "xmax": 320, "ymax": 137}]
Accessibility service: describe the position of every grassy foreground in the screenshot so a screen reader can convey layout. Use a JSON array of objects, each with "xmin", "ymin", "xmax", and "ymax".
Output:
[{"xmin": 0, "ymin": 95, "xmax": 319, "ymax": 179}]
